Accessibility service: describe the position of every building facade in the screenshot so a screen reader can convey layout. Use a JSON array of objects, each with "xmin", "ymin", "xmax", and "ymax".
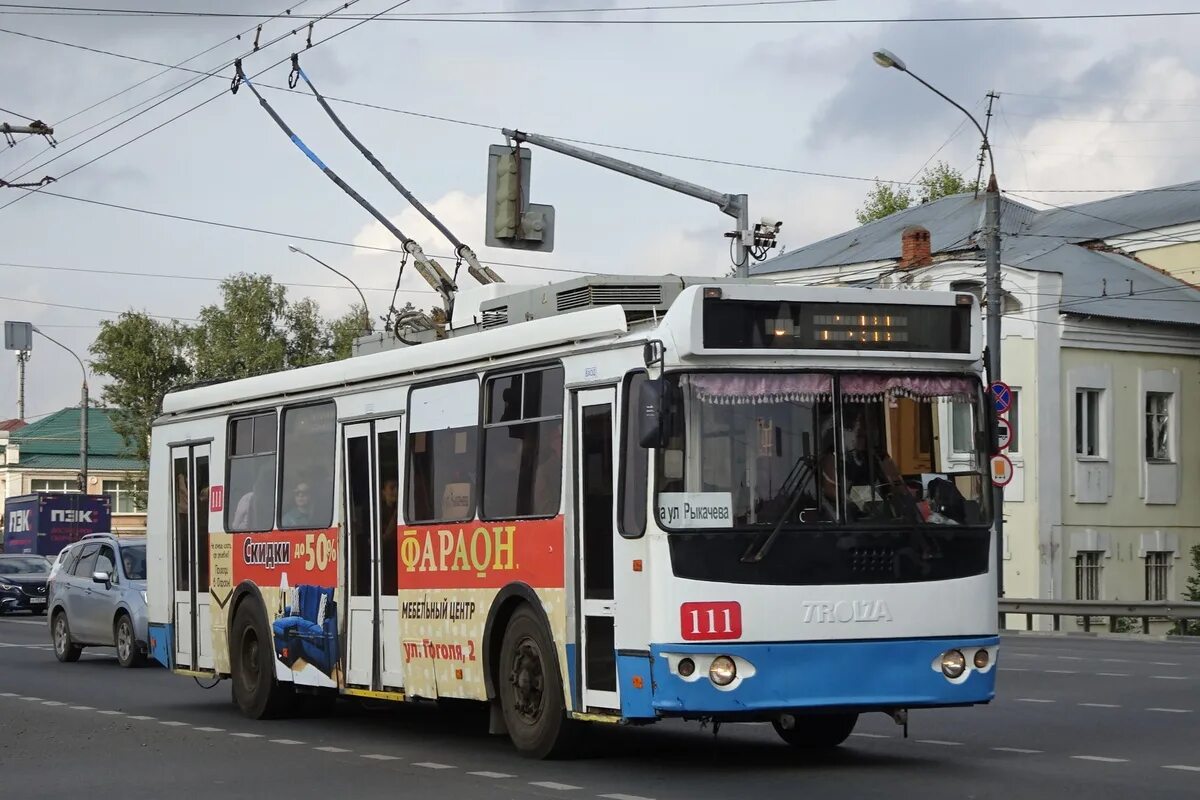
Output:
[
  {"xmin": 752, "ymin": 183, "xmax": 1200, "ymax": 624},
  {"xmin": 0, "ymin": 407, "xmax": 147, "ymax": 537}
]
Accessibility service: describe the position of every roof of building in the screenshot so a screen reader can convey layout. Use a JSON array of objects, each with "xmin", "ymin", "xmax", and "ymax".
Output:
[
  {"xmin": 0, "ymin": 419, "xmax": 27, "ymax": 432},
  {"xmin": 5, "ymin": 408, "xmax": 143, "ymax": 471},
  {"xmin": 752, "ymin": 182, "xmax": 1200, "ymax": 327}
]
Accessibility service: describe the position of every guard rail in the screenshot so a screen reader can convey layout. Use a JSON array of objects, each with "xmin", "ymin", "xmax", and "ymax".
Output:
[{"xmin": 999, "ymin": 598, "xmax": 1200, "ymax": 635}]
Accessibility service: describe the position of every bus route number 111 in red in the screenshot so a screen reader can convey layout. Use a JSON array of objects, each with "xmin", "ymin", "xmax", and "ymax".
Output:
[{"xmin": 680, "ymin": 601, "xmax": 742, "ymax": 641}]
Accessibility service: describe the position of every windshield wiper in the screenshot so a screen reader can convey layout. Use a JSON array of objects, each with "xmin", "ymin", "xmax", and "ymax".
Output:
[{"xmin": 741, "ymin": 455, "xmax": 816, "ymax": 564}]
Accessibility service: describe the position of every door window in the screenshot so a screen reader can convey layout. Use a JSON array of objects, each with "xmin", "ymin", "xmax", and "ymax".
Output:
[
  {"xmin": 72, "ymin": 544, "xmax": 100, "ymax": 578},
  {"xmin": 96, "ymin": 546, "xmax": 117, "ymax": 583}
]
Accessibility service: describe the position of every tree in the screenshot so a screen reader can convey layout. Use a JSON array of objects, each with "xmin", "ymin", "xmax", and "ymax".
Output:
[
  {"xmin": 1185, "ymin": 544, "xmax": 1200, "ymax": 635},
  {"xmin": 191, "ymin": 274, "xmax": 290, "ymax": 382},
  {"xmin": 855, "ymin": 161, "xmax": 979, "ymax": 225},
  {"xmin": 329, "ymin": 302, "xmax": 371, "ymax": 360}
]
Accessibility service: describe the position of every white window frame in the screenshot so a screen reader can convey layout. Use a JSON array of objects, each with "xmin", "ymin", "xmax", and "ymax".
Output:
[
  {"xmin": 1144, "ymin": 392, "xmax": 1172, "ymax": 463},
  {"xmin": 1074, "ymin": 388, "xmax": 1103, "ymax": 458},
  {"xmin": 102, "ymin": 479, "xmax": 139, "ymax": 514},
  {"xmin": 1144, "ymin": 551, "xmax": 1171, "ymax": 601},
  {"xmin": 1067, "ymin": 365, "xmax": 1113, "ymax": 503},
  {"xmin": 1074, "ymin": 550, "xmax": 1103, "ymax": 601},
  {"xmin": 1139, "ymin": 369, "xmax": 1180, "ymax": 505},
  {"xmin": 30, "ymin": 478, "xmax": 79, "ymax": 493}
]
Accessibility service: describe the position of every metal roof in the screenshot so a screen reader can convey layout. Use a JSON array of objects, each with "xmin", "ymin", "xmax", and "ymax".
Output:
[
  {"xmin": 752, "ymin": 185, "xmax": 1200, "ymax": 326},
  {"xmin": 6, "ymin": 408, "xmax": 143, "ymax": 467}
]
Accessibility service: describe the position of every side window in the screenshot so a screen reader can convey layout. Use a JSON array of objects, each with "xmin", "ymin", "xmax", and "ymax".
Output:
[
  {"xmin": 407, "ymin": 378, "xmax": 480, "ymax": 524},
  {"xmin": 72, "ymin": 544, "xmax": 100, "ymax": 578},
  {"xmin": 227, "ymin": 412, "xmax": 278, "ymax": 532},
  {"xmin": 96, "ymin": 546, "xmax": 117, "ymax": 581},
  {"xmin": 618, "ymin": 371, "xmax": 649, "ymax": 537},
  {"xmin": 482, "ymin": 366, "xmax": 565, "ymax": 520},
  {"xmin": 279, "ymin": 403, "xmax": 336, "ymax": 530}
]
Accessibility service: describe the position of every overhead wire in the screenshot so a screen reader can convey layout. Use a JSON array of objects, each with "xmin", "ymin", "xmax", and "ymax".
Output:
[
  {"xmin": 0, "ymin": 293, "xmax": 199, "ymax": 322},
  {"xmin": 1, "ymin": 1, "xmax": 312, "ymax": 175},
  {"xmin": 0, "ymin": 104, "xmax": 37, "ymax": 120},
  {"xmin": 0, "ymin": 0, "xmax": 411, "ymax": 212}
]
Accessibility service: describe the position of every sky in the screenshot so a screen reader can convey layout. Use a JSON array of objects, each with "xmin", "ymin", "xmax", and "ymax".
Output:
[{"xmin": 3, "ymin": 0, "xmax": 1200, "ymax": 420}]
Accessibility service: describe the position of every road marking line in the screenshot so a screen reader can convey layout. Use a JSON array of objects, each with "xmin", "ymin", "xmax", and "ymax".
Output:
[
  {"xmin": 41, "ymin": 700, "xmax": 66, "ymax": 706},
  {"xmin": 469, "ymin": 771, "xmax": 515, "ymax": 779},
  {"xmin": 361, "ymin": 754, "xmax": 400, "ymax": 761},
  {"xmin": 1072, "ymin": 756, "xmax": 1129, "ymax": 763},
  {"xmin": 1010, "ymin": 653, "xmax": 1036, "ymax": 658},
  {"xmin": 850, "ymin": 732, "xmax": 890, "ymax": 739},
  {"xmin": 1163, "ymin": 765, "xmax": 1200, "ymax": 772},
  {"xmin": 270, "ymin": 738, "xmax": 304, "ymax": 744},
  {"xmin": 96, "ymin": 710, "xmax": 124, "ymax": 715},
  {"xmin": 1100, "ymin": 659, "xmax": 1131, "ymax": 663},
  {"xmin": 992, "ymin": 747, "xmax": 1043, "ymax": 754},
  {"xmin": 314, "ymin": 746, "xmax": 351, "ymax": 753},
  {"xmin": 0, "ymin": 692, "xmax": 17, "ymax": 696},
  {"xmin": 1057, "ymin": 656, "xmax": 1084, "ymax": 661},
  {"xmin": 529, "ymin": 781, "xmax": 580, "ymax": 790},
  {"xmin": 917, "ymin": 739, "xmax": 963, "ymax": 746},
  {"xmin": 21, "ymin": 696, "xmax": 43, "ymax": 701},
  {"xmin": 160, "ymin": 721, "xmax": 189, "ymax": 727},
  {"xmin": 127, "ymin": 715, "xmax": 156, "ymax": 720},
  {"xmin": 69, "ymin": 705, "xmax": 94, "ymax": 711},
  {"xmin": 1152, "ymin": 662, "xmax": 1181, "ymax": 666},
  {"xmin": 229, "ymin": 732, "xmax": 263, "ymax": 738},
  {"xmin": 1097, "ymin": 673, "xmax": 1130, "ymax": 677},
  {"xmin": 1045, "ymin": 669, "xmax": 1077, "ymax": 674},
  {"xmin": 193, "ymin": 727, "xmax": 225, "ymax": 732},
  {"xmin": 1147, "ymin": 708, "xmax": 1191, "ymax": 713},
  {"xmin": 600, "ymin": 794, "xmax": 656, "ymax": 800},
  {"xmin": 1151, "ymin": 676, "xmax": 1187, "ymax": 680},
  {"xmin": 414, "ymin": 762, "xmax": 455, "ymax": 770},
  {"xmin": 1015, "ymin": 698, "xmax": 1055, "ymax": 703},
  {"xmin": 1079, "ymin": 703, "xmax": 1120, "ymax": 708},
  {"xmin": 999, "ymin": 667, "xmax": 1030, "ymax": 672}
]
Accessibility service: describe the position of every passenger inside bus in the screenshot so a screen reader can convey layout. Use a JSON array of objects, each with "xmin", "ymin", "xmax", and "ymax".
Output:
[
  {"xmin": 281, "ymin": 480, "xmax": 315, "ymax": 527},
  {"xmin": 379, "ymin": 477, "xmax": 399, "ymax": 595}
]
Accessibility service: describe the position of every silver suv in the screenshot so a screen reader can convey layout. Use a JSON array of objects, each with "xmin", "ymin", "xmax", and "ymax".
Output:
[{"xmin": 47, "ymin": 533, "xmax": 149, "ymax": 668}]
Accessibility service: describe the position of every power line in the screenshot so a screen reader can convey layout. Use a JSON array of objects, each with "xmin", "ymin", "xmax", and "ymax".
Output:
[
  {"xmin": 16, "ymin": 187, "xmax": 606, "ymax": 276},
  {"xmin": 997, "ymin": 90, "xmax": 1200, "ymax": 110},
  {"xmin": 0, "ymin": 293, "xmax": 199, "ymax": 321},
  {"xmin": 0, "ymin": 104, "xmax": 37, "ymax": 120},
  {"xmin": 1, "ymin": 5, "xmax": 1198, "ymax": 24},
  {"xmin": 1, "ymin": 0, "xmax": 313, "ymax": 177},
  {"xmin": 0, "ymin": 0, "xmax": 413, "ymax": 211}
]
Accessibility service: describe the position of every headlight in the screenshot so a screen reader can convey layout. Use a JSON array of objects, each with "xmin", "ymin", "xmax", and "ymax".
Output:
[
  {"xmin": 940, "ymin": 649, "xmax": 966, "ymax": 679},
  {"xmin": 973, "ymin": 649, "xmax": 990, "ymax": 669},
  {"xmin": 0, "ymin": 582, "xmax": 16, "ymax": 591},
  {"xmin": 709, "ymin": 655, "xmax": 737, "ymax": 686},
  {"xmin": 677, "ymin": 657, "xmax": 696, "ymax": 678}
]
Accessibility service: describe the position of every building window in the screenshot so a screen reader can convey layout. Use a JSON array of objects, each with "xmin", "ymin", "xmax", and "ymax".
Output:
[
  {"xmin": 227, "ymin": 411, "xmax": 278, "ymax": 532},
  {"xmin": 1145, "ymin": 392, "xmax": 1172, "ymax": 463},
  {"xmin": 407, "ymin": 378, "xmax": 479, "ymax": 524},
  {"xmin": 1145, "ymin": 552, "xmax": 1171, "ymax": 601},
  {"xmin": 1007, "ymin": 389, "xmax": 1020, "ymax": 454},
  {"xmin": 1075, "ymin": 389, "xmax": 1102, "ymax": 457},
  {"xmin": 481, "ymin": 366, "xmax": 564, "ymax": 520},
  {"xmin": 30, "ymin": 478, "xmax": 78, "ymax": 493},
  {"xmin": 1075, "ymin": 551, "xmax": 1103, "ymax": 600},
  {"xmin": 102, "ymin": 480, "xmax": 137, "ymax": 513}
]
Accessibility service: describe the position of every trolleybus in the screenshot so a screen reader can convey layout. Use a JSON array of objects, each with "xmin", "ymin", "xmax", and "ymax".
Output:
[{"xmin": 143, "ymin": 277, "xmax": 999, "ymax": 758}]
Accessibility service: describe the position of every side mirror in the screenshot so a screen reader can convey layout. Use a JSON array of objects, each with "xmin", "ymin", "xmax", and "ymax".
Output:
[
  {"xmin": 91, "ymin": 570, "xmax": 112, "ymax": 587},
  {"xmin": 638, "ymin": 378, "xmax": 680, "ymax": 449}
]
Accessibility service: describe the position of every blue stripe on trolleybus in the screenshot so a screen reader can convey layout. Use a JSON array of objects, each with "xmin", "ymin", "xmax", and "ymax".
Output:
[
  {"xmin": 148, "ymin": 622, "xmax": 173, "ymax": 669},
  {"xmin": 649, "ymin": 636, "xmax": 999, "ymax": 716}
]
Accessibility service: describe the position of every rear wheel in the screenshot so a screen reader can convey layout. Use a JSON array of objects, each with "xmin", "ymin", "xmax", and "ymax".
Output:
[
  {"xmin": 52, "ymin": 612, "xmax": 82, "ymax": 663},
  {"xmin": 498, "ymin": 605, "xmax": 578, "ymax": 759},
  {"xmin": 230, "ymin": 600, "xmax": 294, "ymax": 719},
  {"xmin": 115, "ymin": 614, "xmax": 146, "ymax": 668},
  {"xmin": 773, "ymin": 712, "xmax": 858, "ymax": 748}
]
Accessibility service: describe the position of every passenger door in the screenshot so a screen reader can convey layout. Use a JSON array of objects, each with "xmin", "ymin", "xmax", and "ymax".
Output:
[
  {"xmin": 79, "ymin": 545, "xmax": 120, "ymax": 644},
  {"xmin": 65, "ymin": 543, "xmax": 99, "ymax": 641},
  {"xmin": 172, "ymin": 444, "xmax": 214, "ymax": 671},
  {"xmin": 342, "ymin": 418, "xmax": 405, "ymax": 691},
  {"xmin": 573, "ymin": 387, "xmax": 619, "ymax": 712}
]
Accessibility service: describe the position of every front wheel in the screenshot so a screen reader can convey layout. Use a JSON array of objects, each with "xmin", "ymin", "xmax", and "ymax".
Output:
[
  {"xmin": 115, "ymin": 614, "xmax": 146, "ymax": 668},
  {"xmin": 773, "ymin": 712, "xmax": 858, "ymax": 748},
  {"xmin": 498, "ymin": 605, "xmax": 578, "ymax": 759},
  {"xmin": 52, "ymin": 612, "xmax": 82, "ymax": 663},
  {"xmin": 229, "ymin": 600, "xmax": 294, "ymax": 720}
]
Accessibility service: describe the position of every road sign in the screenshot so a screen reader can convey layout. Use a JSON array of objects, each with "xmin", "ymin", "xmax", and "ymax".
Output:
[
  {"xmin": 990, "ymin": 453, "xmax": 1014, "ymax": 487},
  {"xmin": 990, "ymin": 381, "xmax": 1012, "ymax": 414},
  {"xmin": 996, "ymin": 415, "xmax": 1014, "ymax": 451}
]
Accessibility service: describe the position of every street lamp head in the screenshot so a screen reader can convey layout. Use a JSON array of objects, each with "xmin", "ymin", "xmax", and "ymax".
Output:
[
  {"xmin": 287, "ymin": 245, "xmax": 303, "ymax": 254},
  {"xmin": 872, "ymin": 49, "xmax": 907, "ymax": 72}
]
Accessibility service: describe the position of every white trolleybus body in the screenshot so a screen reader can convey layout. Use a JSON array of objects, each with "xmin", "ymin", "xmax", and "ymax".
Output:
[{"xmin": 146, "ymin": 277, "xmax": 999, "ymax": 757}]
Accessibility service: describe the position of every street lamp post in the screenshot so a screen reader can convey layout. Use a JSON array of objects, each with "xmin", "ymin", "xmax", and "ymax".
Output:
[
  {"xmin": 287, "ymin": 245, "xmax": 373, "ymax": 335},
  {"xmin": 873, "ymin": 49, "xmax": 1005, "ymax": 597}
]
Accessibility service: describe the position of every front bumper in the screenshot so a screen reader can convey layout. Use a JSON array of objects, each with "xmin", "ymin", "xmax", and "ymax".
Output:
[
  {"xmin": 647, "ymin": 636, "xmax": 999, "ymax": 719},
  {"xmin": 0, "ymin": 590, "xmax": 47, "ymax": 612}
]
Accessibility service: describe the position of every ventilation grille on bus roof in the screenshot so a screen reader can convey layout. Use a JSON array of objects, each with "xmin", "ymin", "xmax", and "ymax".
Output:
[
  {"xmin": 480, "ymin": 306, "xmax": 508, "ymax": 330},
  {"xmin": 556, "ymin": 284, "xmax": 665, "ymax": 313}
]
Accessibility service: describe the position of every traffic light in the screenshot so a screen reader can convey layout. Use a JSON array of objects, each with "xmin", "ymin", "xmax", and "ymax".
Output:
[{"xmin": 485, "ymin": 144, "xmax": 555, "ymax": 252}]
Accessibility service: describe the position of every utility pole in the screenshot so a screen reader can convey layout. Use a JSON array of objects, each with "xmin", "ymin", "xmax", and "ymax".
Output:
[
  {"xmin": 16, "ymin": 349, "xmax": 29, "ymax": 421},
  {"xmin": 873, "ymin": 49, "xmax": 1005, "ymax": 598},
  {"xmin": 975, "ymin": 92, "xmax": 999, "ymax": 196}
]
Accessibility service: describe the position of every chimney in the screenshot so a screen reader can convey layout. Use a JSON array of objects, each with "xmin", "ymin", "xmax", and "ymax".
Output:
[{"xmin": 899, "ymin": 225, "xmax": 932, "ymax": 269}]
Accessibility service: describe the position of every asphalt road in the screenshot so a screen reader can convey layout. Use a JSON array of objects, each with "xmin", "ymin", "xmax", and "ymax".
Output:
[{"xmin": 2, "ymin": 615, "xmax": 1198, "ymax": 800}]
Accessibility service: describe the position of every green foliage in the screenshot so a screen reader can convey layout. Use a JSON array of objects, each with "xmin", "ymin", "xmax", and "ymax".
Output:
[
  {"xmin": 89, "ymin": 273, "xmax": 383, "ymax": 478},
  {"xmin": 1184, "ymin": 544, "xmax": 1200, "ymax": 635},
  {"xmin": 855, "ymin": 161, "xmax": 979, "ymax": 225}
]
